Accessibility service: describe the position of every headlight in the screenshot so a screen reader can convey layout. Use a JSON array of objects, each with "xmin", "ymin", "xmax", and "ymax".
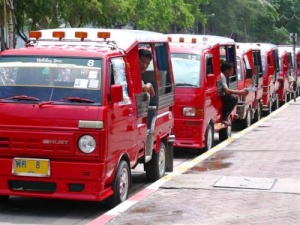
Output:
[{"xmin": 78, "ymin": 135, "xmax": 96, "ymax": 153}]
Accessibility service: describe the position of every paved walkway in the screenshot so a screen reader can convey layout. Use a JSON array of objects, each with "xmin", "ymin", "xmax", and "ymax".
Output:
[{"xmin": 88, "ymin": 98, "xmax": 300, "ymax": 225}]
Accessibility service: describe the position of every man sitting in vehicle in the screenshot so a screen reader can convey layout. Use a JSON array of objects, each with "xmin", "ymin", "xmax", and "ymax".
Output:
[
  {"xmin": 221, "ymin": 61, "xmax": 248, "ymax": 125},
  {"xmin": 139, "ymin": 49, "xmax": 155, "ymax": 98}
]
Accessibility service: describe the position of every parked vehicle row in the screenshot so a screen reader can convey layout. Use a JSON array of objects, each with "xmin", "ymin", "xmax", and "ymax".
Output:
[{"xmin": 0, "ymin": 28, "xmax": 299, "ymax": 208}]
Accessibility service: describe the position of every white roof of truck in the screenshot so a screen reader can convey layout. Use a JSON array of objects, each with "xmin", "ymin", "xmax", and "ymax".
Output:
[
  {"xmin": 245, "ymin": 43, "xmax": 278, "ymax": 54},
  {"xmin": 167, "ymin": 34, "xmax": 235, "ymax": 46},
  {"xmin": 30, "ymin": 28, "xmax": 168, "ymax": 51}
]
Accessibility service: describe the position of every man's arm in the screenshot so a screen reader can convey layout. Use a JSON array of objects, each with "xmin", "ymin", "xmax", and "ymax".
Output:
[{"xmin": 223, "ymin": 87, "xmax": 248, "ymax": 97}]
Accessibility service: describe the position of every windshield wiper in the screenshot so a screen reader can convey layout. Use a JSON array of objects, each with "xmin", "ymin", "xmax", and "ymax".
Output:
[
  {"xmin": 64, "ymin": 97, "xmax": 95, "ymax": 103},
  {"xmin": 38, "ymin": 96, "xmax": 95, "ymax": 107},
  {"xmin": 175, "ymin": 83, "xmax": 197, "ymax": 87},
  {"xmin": 0, "ymin": 95, "xmax": 41, "ymax": 102}
]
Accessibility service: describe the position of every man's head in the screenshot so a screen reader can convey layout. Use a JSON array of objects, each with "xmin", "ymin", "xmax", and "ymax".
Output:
[
  {"xmin": 139, "ymin": 49, "xmax": 153, "ymax": 73},
  {"xmin": 221, "ymin": 61, "xmax": 234, "ymax": 77}
]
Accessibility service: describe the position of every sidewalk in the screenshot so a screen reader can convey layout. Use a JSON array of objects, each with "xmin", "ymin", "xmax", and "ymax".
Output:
[{"xmin": 89, "ymin": 98, "xmax": 300, "ymax": 225}]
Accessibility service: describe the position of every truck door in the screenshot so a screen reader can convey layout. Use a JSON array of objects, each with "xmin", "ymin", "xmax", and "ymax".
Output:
[{"xmin": 107, "ymin": 57, "xmax": 137, "ymax": 160}]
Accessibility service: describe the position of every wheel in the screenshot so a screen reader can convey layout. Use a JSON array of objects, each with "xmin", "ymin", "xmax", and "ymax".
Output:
[
  {"xmin": 204, "ymin": 124, "xmax": 214, "ymax": 151},
  {"xmin": 263, "ymin": 99, "xmax": 272, "ymax": 116},
  {"xmin": 219, "ymin": 118, "xmax": 232, "ymax": 142},
  {"xmin": 253, "ymin": 101, "xmax": 262, "ymax": 122},
  {"xmin": 280, "ymin": 92, "xmax": 287, "ymax": 106},
  {"xmin": 241, "ymin": 107, "xmax": 252, "ymax": 128},
  {"xmin": 105, "ymin": 160, "xmax": 130, "ymax": 208},
  {"xmin": 272, "ymin": 94, "xmax": 279, "ymax": 111},
  {"xmin": 145, "ymin": 142, "xmax": 166, "ymax": 182}
]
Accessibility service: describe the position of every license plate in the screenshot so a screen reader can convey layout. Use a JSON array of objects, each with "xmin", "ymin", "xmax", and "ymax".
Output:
[{"xmin": 12, "ymin": 158, "xmax": 50, "ymax": 177}]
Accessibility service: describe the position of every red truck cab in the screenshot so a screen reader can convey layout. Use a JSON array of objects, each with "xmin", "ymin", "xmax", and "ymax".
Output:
[
  {"xmin": 251, "ymin": 43, "xmax": 280, "ymax": 115},
  {"xmin": 0, "ymin": 28, "xmax": 175, "ymax": 207},
  {"xmin": 167, "ymin": 34, "xmax": 237, "ymax": 151},
  {"xmin": 235, "ymin": 43, "xmax": 264, "ymax": 128},
  {"xmin": 277, "ymin": 46, "xmax": 294, "ymax": 104}
]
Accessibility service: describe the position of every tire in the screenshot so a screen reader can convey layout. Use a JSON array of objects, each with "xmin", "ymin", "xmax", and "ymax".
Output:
[
  {"xmin": 105, "ymin": 160, "xmax": 130, "ymax": 208},
  {"xmin": 263, "ymin": 99, "xmax": 272, "ymax": 116},
  {"xmin": 219, "ymin": 118, "xmax": 232, "ymax": 142},
  {"xmin": 272, "ymin": 94, "xmax": 279, "ymax": 111},
  {"xmin": 241, "ymin": 107, "xmax": 252, "ymax": 128},
  {"xmin": 280, "ymin": 92, "xmax": 287, "ymax": 106},
  {"xmin": 204, "ymin": 124, "xmax": 214, "ymax": 151},
  {"xmin": 253, "ymin": 102, "xmax": 262, "ymax": 122},
  {"xmin": 145, "ymin": 142, "xmax": 166, "ymax": 182}
]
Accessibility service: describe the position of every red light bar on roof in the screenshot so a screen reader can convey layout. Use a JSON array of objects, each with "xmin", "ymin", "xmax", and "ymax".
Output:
[
  {"xmin": 75, "ymin": 32, "xmax": 88, "ymax": 41},
  {"xmin": 29, "ymin": 31, "xmax": 42, "ymax": 40},
  {"xmin": 52, "ymin": 31, "xmax": 65, "ymax": 40},
  {"xmin": 179, "ymin": 37, "xmax": 184, "ymax": 43},
  {"xmin": 191, "ymin": 38, "xmax": 197, "ymax": 43},
  {"xmin": 167, "ymin": 36, "xmax": 172, "ymax": 42}
]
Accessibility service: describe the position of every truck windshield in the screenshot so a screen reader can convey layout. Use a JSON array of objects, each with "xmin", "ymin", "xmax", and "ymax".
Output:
[
  {"xmin": 170, "ymin": 53, "xmax": 201, "ymax": 87},
  {"xmin": 0, "ymin": 56, "xmax": 102, "ymax": 104}
]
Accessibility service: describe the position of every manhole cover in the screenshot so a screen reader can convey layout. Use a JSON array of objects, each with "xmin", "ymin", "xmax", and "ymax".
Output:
[{"xmin": 213, "ymin": 176, "xmax": 276, "ymax": 190}]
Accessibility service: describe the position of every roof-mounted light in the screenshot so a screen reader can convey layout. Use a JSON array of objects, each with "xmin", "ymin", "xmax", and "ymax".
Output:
[
  {"xmin": 75, "ymin": 32, "xmax": 88, "ymax": 41},
  {"xmin": 179, "ymin": 37, "xmax": 184, "ymax": 43},
  {"xmin": 29, "ymin": 31, "xmax": 42, "ymax": 40},
  {"xmin": 191, "ymin": 38, "xmax": 197, "ymax": 43},
  {"xmin": 52, "ymin": 31, "xmax": 65, "ymax": 40},
  {"xmin": 167, "ymin": 36, "xmax": 172, "ymax": 42},
  {"xmin": 202, "ymin": 37, "xmax": 208, "ymax": 44},
  {"xmin": 97, "ymin": 32, "xmax": 110, "ymax": 40}
]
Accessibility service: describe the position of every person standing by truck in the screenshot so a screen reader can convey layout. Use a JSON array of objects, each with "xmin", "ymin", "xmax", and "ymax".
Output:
[{"xmin": 221, "ymin": 61, "xmax": 248, "ymax": 125}]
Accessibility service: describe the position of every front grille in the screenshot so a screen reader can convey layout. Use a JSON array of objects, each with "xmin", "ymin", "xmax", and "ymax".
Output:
[{"xmin": 0, "ymin": 136, "xmax": 71, "ymax": 152}]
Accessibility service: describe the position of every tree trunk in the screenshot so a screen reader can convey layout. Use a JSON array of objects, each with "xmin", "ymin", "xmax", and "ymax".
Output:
[{"xmin": 6, "ymin": 0, "xmax": 14, "ymax": 49}]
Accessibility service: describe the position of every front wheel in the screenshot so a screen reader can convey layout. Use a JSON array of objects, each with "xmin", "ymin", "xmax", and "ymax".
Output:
[
  {"xmin": 145, "ymin": 142, "xmax": 166, "ymax": 182},
  {"xmin": 219, "ymin": 117, "xmax": 232, "ymax": 142},
  {"xmin": 253, "ymin": 101, "xmax": 262, "ymax": 122},
  {"xmin": 105, "ymin": 160, "xmax": 130, "ymax": 208},
  {"xmin": 241, "ymin": 107, "xmax": 252, "ymax": 129},
  {"xmin": 204, "ymin": 124, "xmax": 214, "ymax": 151},
  {"xmin": 272, "ymin": 94, "xmax": 279, "ymax": 111}
]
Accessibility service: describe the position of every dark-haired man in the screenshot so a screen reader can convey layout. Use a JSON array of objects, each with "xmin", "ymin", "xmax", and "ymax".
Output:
[
  {"xmin": 221, "ymin": 61, "xmax": 248, "ymax": 125},
  {"xmin": 139, "ymin": 49, "xmax": 155, "ymax": 97}
]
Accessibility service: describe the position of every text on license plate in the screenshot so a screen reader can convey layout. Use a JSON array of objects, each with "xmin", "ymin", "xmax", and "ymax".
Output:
[{"xmin": 12, "ymin": 158, "xmax": 50, "ymax": 177}]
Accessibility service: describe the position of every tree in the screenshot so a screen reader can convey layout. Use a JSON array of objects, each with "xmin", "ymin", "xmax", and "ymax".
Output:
[{"xmin": 0, "ymin": 0, "xmax": 14, "ymax": 50}]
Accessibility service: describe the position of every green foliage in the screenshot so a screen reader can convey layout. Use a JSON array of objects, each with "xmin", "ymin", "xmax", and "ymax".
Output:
[{"xmin": 0, "ymin": 0, "xmax": 299, "ymax": 49}]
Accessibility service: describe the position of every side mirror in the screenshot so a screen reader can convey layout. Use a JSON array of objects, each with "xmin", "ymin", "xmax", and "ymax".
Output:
[
  {"xmin": 207, "ymin": 74, "xmax": 216, "ymax": 86},
  {"xmin": 246, "ymin": 68, "xmax": 253, "ymax": 79},
  {"xmin": 110, "ymin": 84, "xmax": 123, "ymax": 103}
]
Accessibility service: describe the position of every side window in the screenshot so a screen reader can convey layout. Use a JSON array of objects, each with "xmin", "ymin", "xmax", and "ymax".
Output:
[
  {"xmin": 206, "ymin": 55, "xmax": 213, "ymax": 76},
  {"xmin": 236, "ymin": 56, "xmax": 243, "ymax": 81},
  {"xmin": 111, "ymin": 57, "xmax": 131, "ymax": 105},
  {"xmin": 155, "ymin": 43, "xmax": 173, "ymax": 94}
]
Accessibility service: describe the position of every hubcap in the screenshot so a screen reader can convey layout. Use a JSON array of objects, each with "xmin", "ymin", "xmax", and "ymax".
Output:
[
  {"xmin": 206, "ymin": 127, "xmax": 213, "ymax": 150},
  {"xmin": 158, "ymin": 147, "xmax": 166, "ymax": 176},
  {"xmin": 119, "ymin": 167, "xmax": 129, "ymax": 201}
]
